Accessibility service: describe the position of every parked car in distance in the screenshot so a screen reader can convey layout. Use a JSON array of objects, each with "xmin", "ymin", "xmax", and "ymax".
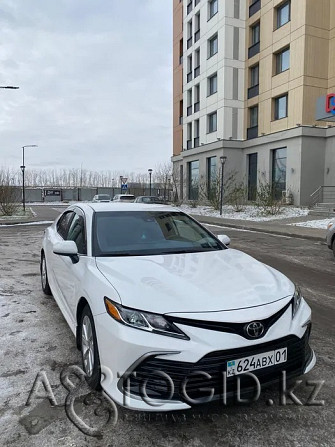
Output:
[
  {"xmin": 326, "ymin": 220, "xmax": 335, "ymax": 257},
  {"xmin": 92, "ymin": 194, "xmax": 111, "ymax": 203},
  {"xmin": 112, "ymin": 194, "xmax": 135, "ymax": 202},
  {"xmin": 134, "ymin": 196, "xmax": 166, "ymax": 204},
  {"xmin": 41, "ymin": 203, "xmax": 315, "ymax": 411}
]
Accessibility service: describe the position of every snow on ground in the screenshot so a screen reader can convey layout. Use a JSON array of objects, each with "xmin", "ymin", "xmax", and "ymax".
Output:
[
  {"xmin": 179, "ymin": 204, "xmax": 310, "ymax": 222},
  {"xmin": 290, "ymin": 218, "xmax": 333, "ymax": 229}
]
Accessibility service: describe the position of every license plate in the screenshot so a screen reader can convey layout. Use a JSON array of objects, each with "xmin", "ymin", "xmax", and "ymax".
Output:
[{"xmin": 226, "ymin": 347, "xmax": 287, "ymax": 377}]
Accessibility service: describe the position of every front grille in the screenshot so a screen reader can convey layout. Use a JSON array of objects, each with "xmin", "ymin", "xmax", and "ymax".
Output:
[
  {"xmin": 123, "ymin": 326, "xmax": 312, "ymax": 404},
  {"xmin": 166, "ymin": 300, "xmax": 292, "ymax": 340}
]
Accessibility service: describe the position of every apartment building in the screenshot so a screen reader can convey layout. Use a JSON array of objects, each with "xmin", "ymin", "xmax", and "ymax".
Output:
[{"xmin": 172, "ymin": 0, "xmax": 335, "ymax": 206}]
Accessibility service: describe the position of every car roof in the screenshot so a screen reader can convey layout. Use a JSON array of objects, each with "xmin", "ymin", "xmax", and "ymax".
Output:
[{"xmin": 74, "ymin": 202, "xmax": 178, "ymax": 213}]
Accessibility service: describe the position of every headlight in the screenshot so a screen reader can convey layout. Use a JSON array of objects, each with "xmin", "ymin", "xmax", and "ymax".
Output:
[
  {"xmin": 104, "ymin": 297, "xmax": 189, "ymax": 340},
  {"xmin": 327, "ymin": 221, "xmax": 334, "ymax": 230},
  {"xmin": 292, "ymin": 285, "xmax": 302, "ymax": 318}
]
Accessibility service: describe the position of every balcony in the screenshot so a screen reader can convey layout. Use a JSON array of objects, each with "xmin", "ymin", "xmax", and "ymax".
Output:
[
  {"xmin": 187, "ymin": 37, "xmax": 192, "ymax": 49},
  {"xmin": 249, "ymin": 0, "xmax": 261, "ymax": 17},
  {"xmin": 194, "ymin": 101, "xmax": 200, "ymax": 113},
  {"xmin": 187, "ymin": 1, "xmax": 192, "ymax": 15},
  {"xmin": 179, "ymin": 116, "xmax": 183, "ymax": 125},
  {"xmin": 247, "ymin": 126, "xmax": 258, "ymax": 140},
  {"xmin": 187, "ymin": 139, "xmax": 192, "ymax": 150},
  {"xmin": 194, "ymin": 65, "xmax": 200, "ymax": 78},
  {"xmin": 187, "ymin": 105, "xmax": 192, "ymax": 116},
  {"xmin": 187, "ymin": 71, "xmax": 192, "ymax": 83},
  {"xmin": 194, "ymin": 29, "xmax": 200, "ymax": 43},
  {"xmin": 248, "ymin": 41, "xmax": 260, "ymax": 58},
  {"xmin": 248, "ymin": 84, "xmax": 259, "ymax": 99},
  {"xmin": 194, "ymin": 137, "xmax": 200, "ymax": 148}
]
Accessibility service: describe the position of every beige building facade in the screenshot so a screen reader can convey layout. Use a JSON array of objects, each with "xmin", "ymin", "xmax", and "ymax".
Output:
[{"xmin": 172, "ymin": 0, "xmax": 335, "ymax": 206}]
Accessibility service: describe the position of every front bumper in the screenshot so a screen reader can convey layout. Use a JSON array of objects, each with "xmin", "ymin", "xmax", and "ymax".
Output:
[{"xmin": 95, "ymin": 299, "xmax": 315, "ymax": 411}]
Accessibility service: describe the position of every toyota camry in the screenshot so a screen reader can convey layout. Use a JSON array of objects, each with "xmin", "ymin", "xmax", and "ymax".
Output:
[{"xmin": 40, "ymin": 203, "xmax": 315, "ymax": 410}]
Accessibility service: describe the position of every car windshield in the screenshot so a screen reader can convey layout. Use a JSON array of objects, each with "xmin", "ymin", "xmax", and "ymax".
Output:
[{"xmin": 93, "ymin": 211, "xmax": 224, "ymax": 256}]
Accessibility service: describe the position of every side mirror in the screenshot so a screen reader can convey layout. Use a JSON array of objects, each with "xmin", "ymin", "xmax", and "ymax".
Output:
[
  {"xmin": 53, "ymin": 241, "xmax": 79, "ymax": 264},
  {"xmin": 217, "ymin": 234, "xmax": 231, "ymax": 246}
]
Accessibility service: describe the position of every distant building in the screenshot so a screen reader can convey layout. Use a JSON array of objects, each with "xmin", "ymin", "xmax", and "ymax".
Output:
[{"xmin": 172, "ymin": 0, "xmax": 335, "ymax": 206}]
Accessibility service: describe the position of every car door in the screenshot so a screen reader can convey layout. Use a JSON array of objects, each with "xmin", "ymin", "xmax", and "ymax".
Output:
[
  {"xmin": 47, "ymin": 210, "xmax": 76, "ymax": 323},
  {"xmin": 62, "ymin": 208, "xmax": 88, "ymax": 320}
]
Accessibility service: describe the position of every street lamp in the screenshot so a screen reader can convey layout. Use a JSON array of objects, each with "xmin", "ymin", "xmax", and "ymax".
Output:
[
  {"xmin": 148, "ymin": 169, "xmax": 153, "ymax": 195},
  {"xmin": 220, "ymin": 155, "xmax": 227, "ymax": 216},
  {"xmin": 21, "ymin": 145, "xmax": 38, "ymax": 213}
]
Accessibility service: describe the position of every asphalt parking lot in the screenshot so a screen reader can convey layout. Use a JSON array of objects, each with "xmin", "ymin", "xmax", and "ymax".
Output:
[{"xmin": 0, "ymin": 216, "xmax": 334, "ymax": 447}]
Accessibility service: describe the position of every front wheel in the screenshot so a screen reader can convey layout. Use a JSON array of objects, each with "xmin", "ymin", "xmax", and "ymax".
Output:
[
  {"xmin": 40, "ymin": 253, "xmax": 52, "ymax": 296},
  {"xmin": 332, "ymin": 239, "xmax": 335, "ymax": 258},
  {"xmin": 79, "ymin": 305, "xmax": 101, "ymax": 390}
]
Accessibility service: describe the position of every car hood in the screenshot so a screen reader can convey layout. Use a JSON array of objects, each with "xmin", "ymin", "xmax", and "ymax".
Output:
[{"xmin": 95, "ymin": 249, "xmax": 294, "ymax": 314}]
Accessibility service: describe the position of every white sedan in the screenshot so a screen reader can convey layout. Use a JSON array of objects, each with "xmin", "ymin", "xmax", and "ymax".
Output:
[{"xmin": 41, "ymin": 203, "xmax": 315, "ymax": 411}]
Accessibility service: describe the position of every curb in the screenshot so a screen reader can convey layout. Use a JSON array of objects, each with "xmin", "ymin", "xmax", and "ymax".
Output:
[{"xmin": 191, "ymin": 215, "xmax": 326, "ymax": 243}]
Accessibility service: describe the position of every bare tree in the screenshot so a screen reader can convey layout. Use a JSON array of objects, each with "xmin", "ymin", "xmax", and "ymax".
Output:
[{"xmin": 0, "ymin": 168, "xmax": 21, "ymax": 216}]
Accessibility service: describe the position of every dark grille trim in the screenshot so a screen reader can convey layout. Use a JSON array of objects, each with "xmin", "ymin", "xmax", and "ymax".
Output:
[
  {"xmin": 125, "ymin": 327, "xmax": 312, "ymax": 404},
  {"xmin": 166, "ymin": 300, "xmax": 292, "ymax": 340}
]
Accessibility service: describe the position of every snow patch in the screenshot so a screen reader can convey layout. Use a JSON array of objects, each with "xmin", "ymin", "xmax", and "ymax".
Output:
[{"xmin": 180, "ymin": 205, "xmax": 309, "ymax": 222}]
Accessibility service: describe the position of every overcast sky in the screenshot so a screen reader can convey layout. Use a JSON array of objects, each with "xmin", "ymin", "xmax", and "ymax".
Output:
[{"xmin": 0, "ymin": 0, "xmax": 172, "ymax": 174}]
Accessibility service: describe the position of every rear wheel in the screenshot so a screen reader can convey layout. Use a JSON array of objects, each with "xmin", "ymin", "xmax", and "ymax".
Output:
[
  {"xmin": 79, "ymin": 305, "xmax": 101, "ymax": 390},
  {"xmin": 332, "ymin": 239, "xmax": 335, "ymax": 258},
  {"xmin": 40, "ymin": 253, "xmax": 52, "ymax": 296}
]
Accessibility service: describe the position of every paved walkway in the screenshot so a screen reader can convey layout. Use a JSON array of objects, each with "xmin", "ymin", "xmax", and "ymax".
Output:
[{"xmin": 191, "ymin": 213, "xmax": 328, "ymax": 242}]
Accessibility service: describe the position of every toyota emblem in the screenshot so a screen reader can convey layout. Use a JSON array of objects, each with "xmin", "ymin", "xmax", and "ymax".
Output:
[{"xmin": 245, "ymin": 321, "xmax": 265, "ymax": 338}]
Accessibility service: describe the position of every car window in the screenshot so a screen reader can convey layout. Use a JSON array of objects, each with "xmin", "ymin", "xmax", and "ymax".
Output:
[
  {"xmin": 93, "ymin": 211, "xmax": 224, "ymax": 256},
  {"xmin": 120, "ymin": 196, "xmax": 135, "ymax": 201},
  {"xmin": 57, "ymin": 211, "xmax": 75, "ymax": 239},
  {"xmin": 67, "ymin": 213, "xmax": 87, "ymax": 254}
]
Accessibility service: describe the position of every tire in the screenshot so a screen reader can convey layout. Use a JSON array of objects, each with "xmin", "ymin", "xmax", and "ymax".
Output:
[
  {"xmin": 40, "ymin": 253, "xmax": 52, "ymax": 296},
  {"xmin": 79, "ymin": 305, "xmax": 101, "ymax": 390},
  {"xmin": 332, "ymin": 239, "xmax": 335, "ymax": 258}
]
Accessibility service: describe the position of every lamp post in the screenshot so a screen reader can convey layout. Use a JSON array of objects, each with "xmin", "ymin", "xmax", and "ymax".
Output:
[
  {"xmin": 21, "ymin": 145, "xmax": 38, "ymax": 213},
  {"xmin": 220, "ymin": 155, "xmax": 227, "ymax": 216},
  {"xmin": 148, "ymin": 169, "xmax": 153, "ymax": 195}
]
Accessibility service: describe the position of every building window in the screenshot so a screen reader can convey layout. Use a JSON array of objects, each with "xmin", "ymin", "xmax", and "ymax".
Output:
[
  {"xmin": 208, "ymin": 34, "xmax": 218, "ymax": 58},
  {"xmin": 208, "ymin": 111, "xmax": 217, "ymax": 133},
  {"xmin": 207, "ymin": 156, "xmax": 217, "ymax": 199},
  {"xmin": 276, "ymin": 47, "xmax": 290, "ymax": 74},
  {"xmin": 194, "ymin": 12, "xmax": 200, "ymax": 42},
  {"xmin": 250, "ymin": 106, "xmax": 258, "ymax": 128},
  {"xmin": 187, "ymin": 122, "xmax": 192, "ymax": 149},
  {"xmin": 187, "ymin": 20, "xmax": 192, "ymax": 49},
  {"xmin": 251, "ymin": 22, "xmax": 260, "ymax": 45},
  {"xmin": 208, "ymin": 73, "xmax": 217, "ymax": 96},
  {"xmin": 194, "ymin": 119, "xmax": 200, "ymax": 147},
  {"xmin": 195, "ymin": 0, "xmax": 200, "ymax": 5},
  {"xmin": 187, "ymin": 55, "xmax": 192, "ymax": 82},
  {"xmin": 250, "ymin": 64, "xmax": 259, "ymax": 87},
  {"xmin": 188, "ymin": 160, "xmax": 199, "ymax": 200},
  {"xmin": 179, "ymin": 39, "xmax": 183, "ymax": 64},
  {"xmin": 194, "ymin": 48, "xmax": 200, "ymax": 78},
  {"xmin": 194, "ymin": 84, "xmax": 200, "ymax": 112},
  {"xmin": 179, "ymin": 100, "xmax": 183, "ymax": 125},
  {"xmin": 208, "ymin": 0, "xmax": 218, "ymax": 20},
  {"xmin": 187, "ymin": 1, "xmax": 193, "ymax": 15},
  {"xmin": 187, "ymin": 89, "xmax": 192, "ymax": 116},
  {"xmin": 274, "ymin": 94, "xmax": 288, "ymax": 120},
  {"xmin": 277, "ymin": 1, "xmax": 290, "ymax": 29},
  {"xmin": 272, "ymin": 148, "xmax": 287, "ymax": 200}
]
